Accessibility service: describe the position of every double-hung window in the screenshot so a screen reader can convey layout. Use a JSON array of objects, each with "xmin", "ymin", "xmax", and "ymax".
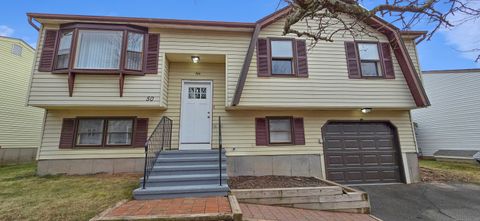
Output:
[
  {"xmin": 357, "ymin": 43, "xmax": 382, "ymax": 77},
  {"xmin": 270, "ymin": 40, "xmax": 294, "ymax": 75},
  {"xmin": 268, "ymin": 118, "xmax": 293, "ymax": 144},
  {"xmin": 76, "ymin": 118, "xmax": 134, "ymax": 146},
  {"xmin": 56, "ymin": 31, "xmax": 73, "ymax": 69}
]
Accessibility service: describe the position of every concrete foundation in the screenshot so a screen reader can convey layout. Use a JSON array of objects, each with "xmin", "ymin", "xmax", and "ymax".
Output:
[
  {"xmin": 37, "ymin": 158, "xmax": 144, "ymax": 175},
  {"xmin": 227, "ymin": 154, "xmax": 323, "ymax": 178},
  {"xmin": 0, "ymin": 148, "xmax": 37, "ymax": 165},
  {"xmin": 405, "ymin": 152, "xmax": 421, "ymax": 183}
]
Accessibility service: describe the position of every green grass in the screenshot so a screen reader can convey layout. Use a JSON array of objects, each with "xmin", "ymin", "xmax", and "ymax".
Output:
[
  {"xmin": 419, "ymin": 159, "xmax": 480, "ymax": 184},
  {"xmin": 0, "ymin": 163, "xmax": 139, "ymax": 221}
]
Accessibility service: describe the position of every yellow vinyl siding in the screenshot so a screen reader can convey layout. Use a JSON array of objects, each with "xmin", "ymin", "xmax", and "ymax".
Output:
[
  {"xmin": 38, "ymin": 109, "xmax": 163, "ymax": 160},
  {"xmin": 403, "ymin": 39, "xmax": 422, "ymax": 75},
  {"xmin": 237, "ymin": 17, "xmax": 416, "ymax": 109},
  {"xmin": 0, "ymin": 37, "xmax": 45, "ymax": 149},
  {"xmin": 28, "ymin": 26, "xmax": 164, "ymax": 108},
  {"xmin": 164, "ymin": 63, "xmax": 415, "ymax": 155},
  {"xmin": 38, "ymin": 63, "xmax": 415, "ymax": 159}
]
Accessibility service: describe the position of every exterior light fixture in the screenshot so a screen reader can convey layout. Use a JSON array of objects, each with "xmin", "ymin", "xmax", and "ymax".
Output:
[
  {"xmin": 191, "ymin": 56, "xmax": 200, "ymax": 64},
  {"xmin": 361, "ymin": 108, "xmax": 372, "ymax": 114}
]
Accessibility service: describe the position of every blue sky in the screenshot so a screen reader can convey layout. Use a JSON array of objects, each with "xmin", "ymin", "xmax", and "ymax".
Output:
[{"xmin": 0, "ymin": 0, "xmax": 478, "ymax": 70}]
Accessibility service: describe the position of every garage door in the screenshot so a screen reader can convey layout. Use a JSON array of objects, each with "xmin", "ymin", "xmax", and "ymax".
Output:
[{"xmin": 323, "ymin": 122, "xmax": 403, "ymax": 184}]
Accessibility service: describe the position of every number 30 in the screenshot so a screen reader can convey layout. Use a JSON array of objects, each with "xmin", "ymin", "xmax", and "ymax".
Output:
[{"xmin": 146, "ymin": 96, "xmax": 154, "ymax": 101}]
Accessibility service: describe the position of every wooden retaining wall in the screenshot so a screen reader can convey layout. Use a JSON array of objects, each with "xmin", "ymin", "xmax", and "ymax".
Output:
[{"xmin": 231, "ymin": 179, "xmax": 370, "ymax": 214}]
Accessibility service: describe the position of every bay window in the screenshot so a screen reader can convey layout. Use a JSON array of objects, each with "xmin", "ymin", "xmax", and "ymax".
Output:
[
  {"xmin": 357, "ymin": 43, "xmax": 382, "ymax": 77},
  {"xmin": 53, "ymin": 23, "xmax": 147, "ymax": 73}
]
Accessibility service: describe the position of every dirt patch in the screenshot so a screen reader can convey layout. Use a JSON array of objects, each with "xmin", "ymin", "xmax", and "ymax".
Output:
[
  {"xmin": 228, "ymin": 176, "xmax": 330, "ymax": 189},
  {"xmin": 420, "ymin": 167, "xmax": 475, "ymax": 183}
]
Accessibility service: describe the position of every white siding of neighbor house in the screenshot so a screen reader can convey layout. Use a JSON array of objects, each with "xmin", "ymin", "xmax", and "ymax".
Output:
[
  {"xmin": 0, "ymin": 37, "xmax": 45, "ymax": 149},
  {"xmin": 411, "ymin": 71, "xmax": 480, "ymax": 156},
  {"xmin": 236, "ymin": 17, "xmax": 416, "ymax": 109}
]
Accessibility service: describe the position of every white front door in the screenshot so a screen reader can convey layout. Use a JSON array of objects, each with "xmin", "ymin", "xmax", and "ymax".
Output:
[{"xmin": 179, "ymin": 81, "xmax": 213, "ymax": 149}]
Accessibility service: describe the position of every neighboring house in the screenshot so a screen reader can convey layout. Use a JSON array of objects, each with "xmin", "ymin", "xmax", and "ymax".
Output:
[
  {"xmin": 412, "ymin": 69, "xmax": 480, "ymax": 157},
  {"xmin": 26, "ymin": 6, "xmax": 428, "ymax": 192},
  {"xmin": 0, "ymin": 36, "xmax": 45, "ymax": 165}
]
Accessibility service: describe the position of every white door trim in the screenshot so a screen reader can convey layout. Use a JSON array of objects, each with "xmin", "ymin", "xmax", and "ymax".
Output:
[{"xmin": 179, "ymin": 80, "xmax": 213, "ymax": 150}]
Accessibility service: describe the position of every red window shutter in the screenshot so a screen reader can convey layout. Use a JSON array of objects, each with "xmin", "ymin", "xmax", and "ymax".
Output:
[
  {"xmin": 295, "ymin": 39, "xmax": 308, "ymax": 77},
  {"xmin": 293, "ymin": 118, "xmax": 305, "ymax": 145},
  {"xmin": 59, "ymin": 118, "xmax": 76, "ymax": 149},
  {"xmin": 134, "ymin": 118, "xmax": 149, "ymax": 147},
  {"xmin": 145, "ymin": 33, "xmax": 160, "ymax": 74},
  {"xmin": 344, "ymin": 41, "xmax": 361, "ymax": 79},
  {"xmin": 256, "ymin": 38, "xmax": 270, "ymax": 77},
  {"xmin": 380, "ymin": 42, "xmax": 395, "ymax": 79},
  {"xmin": 39, "ymin": 29, "xmax": 58, "ymax": 72},
  {"xmin": 255, "ymin": 118, "xmax": 268, "ymax": 146}
]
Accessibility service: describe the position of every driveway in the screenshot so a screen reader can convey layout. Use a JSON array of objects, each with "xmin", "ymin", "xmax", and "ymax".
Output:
[{"xmin": 356, "ymin": 183, "xmax": 480, "ymax": 221}]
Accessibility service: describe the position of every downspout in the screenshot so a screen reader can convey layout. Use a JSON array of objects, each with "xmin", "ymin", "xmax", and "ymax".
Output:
[
  {"xmin": 28, "ymin": 15, "xmax": 40, "ymax": 31},
  {"xmin": 231, "ymin": 23, "xmax": 261, "ymax": 106}
]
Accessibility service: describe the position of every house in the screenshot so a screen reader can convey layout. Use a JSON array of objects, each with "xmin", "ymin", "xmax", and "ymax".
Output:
[
  {"xmin": 412, "ymin": 69, "xmax": 480, "ymax": 158},
  {"xmin": 26, "ymin": 7, "xmax": 429, "ymax": 198},
  {"xmin": 0, "ymin": 36, "xmax": 45, "ymax": 165}
]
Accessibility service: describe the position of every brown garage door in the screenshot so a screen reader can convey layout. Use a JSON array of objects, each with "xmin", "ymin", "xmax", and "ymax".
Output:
[{"xmin": 323, "ymin": 122, "xmax": 403, "ymax": 184}]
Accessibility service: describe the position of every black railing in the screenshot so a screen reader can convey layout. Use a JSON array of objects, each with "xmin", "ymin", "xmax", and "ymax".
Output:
[
  {"xmin": 218, "ymin": 116, "xmax": 223, "ymax": 186},
  {"xmin": 142, "ymin": 116, "xmax": 172, "ymax": 189}
]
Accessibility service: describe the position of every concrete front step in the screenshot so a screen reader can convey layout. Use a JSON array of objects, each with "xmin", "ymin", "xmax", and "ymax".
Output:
[
  {"xmin": 141, "ymin": 174, "xmax": 228, "ymax": 187},
  {"xmin": 159, "ymin": 149, "xmax": 225, "ymax": 156},
  {"xmin": 133, "ymin": 184, "xmax": 229, "ymax": 200},
  {"xmin": 156, "ymin": 156, "xmax": 226, "ymax": 166},
  {"xmin": 150, "ymin": 164, "xmax": 227, "ymax": 176}
]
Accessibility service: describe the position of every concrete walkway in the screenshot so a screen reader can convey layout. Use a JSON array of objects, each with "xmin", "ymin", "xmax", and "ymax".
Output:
[{"xmin": 240, "ymin": 203, "xmax": 379, "ymax": 221}]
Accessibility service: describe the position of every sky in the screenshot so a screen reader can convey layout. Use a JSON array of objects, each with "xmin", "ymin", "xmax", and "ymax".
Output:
[{"xmin": 0, "ymin": 0, "xmax": 478, "ymax": 70}]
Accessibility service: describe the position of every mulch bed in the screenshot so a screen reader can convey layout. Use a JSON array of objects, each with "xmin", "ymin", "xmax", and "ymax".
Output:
[
  {"xmin": 228, "ymin": 176, "xmax": 330, "ymax": 189},
  {"xmin": 420, "ymin": 167, "xmax": 474, "ymax": 183}
]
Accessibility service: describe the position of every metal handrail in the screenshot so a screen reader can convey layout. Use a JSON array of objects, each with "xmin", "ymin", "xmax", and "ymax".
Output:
[
  {"xmin": 218, "ymin": 116, "xmax": 223, "ymax": 186},
  {"xmin": 142, "ymin": 116, "xmax": 172, "ymax": 189}
]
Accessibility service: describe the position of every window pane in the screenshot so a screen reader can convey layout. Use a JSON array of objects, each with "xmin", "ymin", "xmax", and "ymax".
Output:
[
  {"xmin": 361, "ymin": 62, "xmax": 379, "ymax": 76},
  {"xmin": 271, "ymin": 40, "xmax": 293, "ymax": 57},
  {"xmin": 56, "ymin": 31, "xmax": 73, "ymax": 69},
  {"xmin": 127, "ymin": 33, "xmax": 144, "ymax": 52},
  {"xmin": 11, "ymin": 44, "xmax": 22, "ymax": 56},
  {"xmin": 77, "ymin": 119, "xmax": 104, "ymax": 145},
  {"xmin": 272, "ymin": 59, "xmax": 292, "ymax": 74},
  {"xmin": 107, "ymin": 119, "xmax": 133, "ymax": 145},
  {"xmin": 75, "ymin": 30, "xmax": 123, "ymax": 69},
  {"xmin": 269, "ymin": 119, "xmax": 292, "ymax": 143},
  {"xmin": 126, "ymin": 33, "xmax": 144, "ymax": 70},
  {"xmin": 358, "ymin": 43, "xmax": 379, "ymax": 60}
]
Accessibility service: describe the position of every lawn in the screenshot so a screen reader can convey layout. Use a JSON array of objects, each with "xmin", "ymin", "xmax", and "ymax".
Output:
[
  {"xmin": 419, "ymin": 159, "xmax": 480, "ymax": 184},
  {"xmin": 0, "ymin": 163, "xmax": 139, "ymax": 221}
]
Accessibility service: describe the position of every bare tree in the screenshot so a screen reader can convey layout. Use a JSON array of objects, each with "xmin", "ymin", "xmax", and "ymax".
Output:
[{"xmin": 282, "ymin": 0, "xmax": 480, "ymax": 60}]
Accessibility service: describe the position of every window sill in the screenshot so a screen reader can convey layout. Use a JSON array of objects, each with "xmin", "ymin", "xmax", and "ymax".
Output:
[{"xmin": 52, "ymin": 69, "xmax": 145, "ymax": 76}]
